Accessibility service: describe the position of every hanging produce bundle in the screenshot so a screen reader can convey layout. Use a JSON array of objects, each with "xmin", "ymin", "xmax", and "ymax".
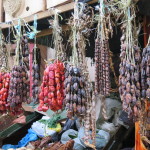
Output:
[
  {"xmin": 117, "ymin": 0, "xmax": 141, "ymax": 120},
  {"xmin": 38, "ymin": 60, "xmax": 65, "ymax": 112},
  {"xmin": 6, "ymin": 20, "xmax": 30, "ymax": 115},
  {"xmin": 64, "ymin": 64, "xmax": 86, "ymax": 116},
  {"xmin": 68, "ymin": 2, "xmax": 94, "ymax": 66},
  {"xmin": 0, "ymin": 72, "xmax": 11, "ymax": 113},
  {"xmin": 67, "ymin": 1, "xmax": 96, "ymax": 146},
  {"xmin": 67, "ymin": 2, "xmax": 94, "ymax": 116},
  {"xmin": 94, "ymin": 0, "xmax": 112, "ymax": 96},
  {"xmin": 139, "ymin": 44, "xmax": 150, "ymax": 145},
  {"xmin": 95, "ymin": 39, "xmax": 110, "ymax": 95},
  {"xmin": 7, "ymin": 65, "xmax": 29, "ymax": 115},
  {"xmin": 31, "ymin": 47, "xmax": 40, "ymax": 104},
  {"xmin": 141, "ymin": 46, "xmax": 150, "ymax": 98},
  {"xmin": 21, "ymin": 36, "xmax": 29, "ymax": 68},
  {"xmin": 38, "ymin": 10, "xmax": 66, "ymax": 112},
  {"xmin": 32, "ymin": 62, "xmax": 40, "ymax": 104}
]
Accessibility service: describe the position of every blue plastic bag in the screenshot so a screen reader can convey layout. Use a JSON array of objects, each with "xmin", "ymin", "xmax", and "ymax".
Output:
[{"xmin": 2, "ymin": 128, "xmax": 38, "ymax": 149}]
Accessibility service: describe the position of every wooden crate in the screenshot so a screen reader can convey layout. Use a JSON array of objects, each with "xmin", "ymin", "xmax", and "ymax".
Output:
[
  {"xmin": 46, "ymin": 0, "xmax": 72, "ymax": 9},
  {"xmin": 4, "ymin": 0, "xmax": 46, "ymax": 22}
]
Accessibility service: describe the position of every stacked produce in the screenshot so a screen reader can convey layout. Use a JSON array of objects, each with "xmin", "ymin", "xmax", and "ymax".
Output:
[
  {"xmin": 38, "ymin": 60, "xmax": 65, "ymax": 112},
  {"xmin": 95, "ymin": 39, "xmax": 110, "ymax": 95},
  {"xmin": 64, "ymin": 64, "xmax": 86, "ymax": 117},
  {"xmin": 7, "ymin": 65, "xmax": 29, "ymax": 115},
  {"xmin": 0, "ymin": 72, "xmax": 11, "ymax": 113}
]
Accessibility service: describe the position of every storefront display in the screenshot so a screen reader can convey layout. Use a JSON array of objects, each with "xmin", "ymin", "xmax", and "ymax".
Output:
[{"xmin": 0, "ymin": 0, "xmax": 149, "ymax": 150}]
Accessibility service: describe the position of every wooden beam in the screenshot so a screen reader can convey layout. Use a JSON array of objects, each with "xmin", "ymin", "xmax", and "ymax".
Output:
[
  {"xmin": 0, "ymin": 0, "xmax": 98, "ymax": 29},
  {"xmin": 36, "ymin": 24, "xmax": 70, "ymax": 37}
]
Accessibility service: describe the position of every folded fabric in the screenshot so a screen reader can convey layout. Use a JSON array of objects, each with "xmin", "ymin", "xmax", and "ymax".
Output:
[{"xmin": 2, "ymin": 129, "xmax": 38, "ymax": 150}]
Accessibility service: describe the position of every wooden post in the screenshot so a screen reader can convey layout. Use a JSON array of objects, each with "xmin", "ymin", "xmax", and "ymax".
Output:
[{"xmin": 0, "ymin": 0, "xmax": 3, "ymax": 22}]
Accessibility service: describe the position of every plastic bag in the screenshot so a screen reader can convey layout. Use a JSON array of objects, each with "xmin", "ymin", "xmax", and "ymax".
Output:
[
  {"xmin": 61, "ymin": 129, "xmax": 78, "ymax": 144},
  {"xmin": 31, "ymin": 121, "xmax": 57, "ymax": 138},
  {"xmin": 2, "ymin": 129, "xmax": 38, "ymax": 149},
  {"xmin": 61, "ymin": 127, "xmax": 110, "ymax": 150},
  {"xmin": 51, "ymin": 117, "xmax": 78, "ymax": 142},
  {"xmin": 61, "ymin": 129, "xmax": 85, "ymax": 150},
  {"xmin": 96, "ymin": 97, "xmax": 122, "ymax": 128},
  {"xmin": 78, "ymin": 127, "xmax": 110, "ymax": 149}
]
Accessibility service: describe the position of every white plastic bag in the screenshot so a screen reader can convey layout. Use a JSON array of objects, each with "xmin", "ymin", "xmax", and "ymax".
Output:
[{"xmin": 31, "ymin": 118, "xmax": 56, "ymax": 138}]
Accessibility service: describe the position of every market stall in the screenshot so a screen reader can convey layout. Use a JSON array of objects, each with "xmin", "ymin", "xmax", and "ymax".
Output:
[{"xmin": 0, "ymin": 0, "xmax": 149, "ymax": 150}]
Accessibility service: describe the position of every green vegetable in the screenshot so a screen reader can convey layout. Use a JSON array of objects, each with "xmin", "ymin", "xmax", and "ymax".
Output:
[{"xmin": 39, "ymin": 114, "xmax": 61, "ymax": 128}]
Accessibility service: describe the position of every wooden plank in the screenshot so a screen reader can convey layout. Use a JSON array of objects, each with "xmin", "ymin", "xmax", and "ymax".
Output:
[
  {"xmin": 0, "ymin": 0, "xmax": 98, "ymax": 29},
  {"xmin": 46, "ymin": 0, "xmax": 72, "ymax": 9}
]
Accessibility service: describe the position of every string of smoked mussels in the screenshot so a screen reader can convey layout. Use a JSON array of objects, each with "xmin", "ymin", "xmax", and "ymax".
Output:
[
  {"xmin": 117, "ymin": 0, "xmax": 141, "ymax": 121},
  {"xmin": 38, "ymin": 10, "xmax": 65, "ymax": 112},
  {"xmin": 67, "ymin": 1, "xmax": 96, "ymax": 147},
  {"xmin": 0, "ymin": 28, "xmax": 11, "ymax": 114},
  {"xmin": 139, "ymin": 36, "xmax": 150, "ymax": 145},
  {"xmin": 7, "ymin": 20, "xmax": 29, "ymax": 115}
]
